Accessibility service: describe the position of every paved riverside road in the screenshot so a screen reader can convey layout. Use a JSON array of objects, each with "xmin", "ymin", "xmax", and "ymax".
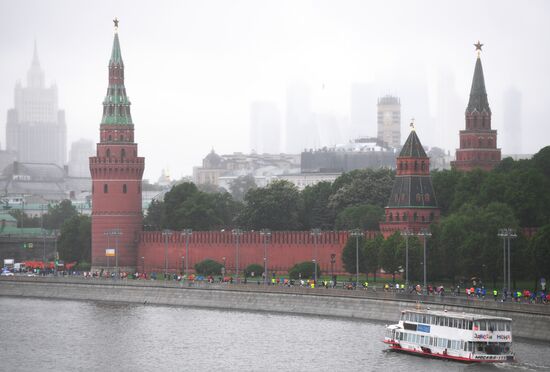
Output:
[{"xmin": 2, "ymin": 275, "xmax": 549, "ymax": 317}]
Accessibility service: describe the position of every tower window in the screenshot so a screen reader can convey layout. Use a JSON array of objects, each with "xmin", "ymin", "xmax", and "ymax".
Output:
[
  {"xmin": 106, "ymin": 148, "xmax": 111, "ymax": 158},
  {"xmin": 414, "ymin": 161, "xmax": 418, "ymax": 170},
  {"xmin": 108, "ymin": 135, "xmax": 112, "ymax": 141},
  {"xmin": 424, "ymin": 193, "xmax": 430, "ymax": 202},
  {"xmin": 123, "ymin": 184, "xmax": 127, "ymax": 193},
  {"xmin": 121, "ymin": 148, "xmax": 126, "ymax": 161},
  {"xmin": 413, "ymin": 212, "xmax": 418, "ymax": 221},
  {"xmin": 104, "ymin": 184, "xmax": 108, "ymax": 193}
]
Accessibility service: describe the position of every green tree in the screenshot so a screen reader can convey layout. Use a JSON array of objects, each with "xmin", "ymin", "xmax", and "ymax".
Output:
[
  {"xmin": 449, "ymin": 168, "xmax": 487, "ymax": 212},
  {"xmin": 194, "ymin": 259, "xmax": 223, "ymax": 275},
  {"xmin": 379, "ymin": 232, "xmax": 403, "ymax": 282},
  {"xmin": 58, "ymin": 215, "xmax": 91, "ymax": 263},
  {"xmin": 244, "ymin": 263, "xmax": 264, "ymax": 278},
  {"xmin": 238, "ymin": 180, "xmax": 301, "ymax": 230},
  {"xmin": 143, "ymin": 199, "xmax": 165, "ymax": 230},
  {"xmin": 364, "ymin": 235, "xmax": 383, "ymax": 281},
  {"xmin": 341, "ymin": 234, "xmax": 366, "ymax": 275},
  {"xmin": 335, "ymin": 204, "xmax": 384, "ymax": 230},
  {"xmin": 229, "ymin": 175, "xmax": 257, "ymax": 202},
  {"xmin": 288, "ymin": 261, "xmax": 320, "ymax": 280},
  {"xmin": 435, "ymin": 202, "xmax": 518, "ymax": 286},
  {"xmin": 43, "ymin": 200, "xmax": 78, "ymax": 229},
  {"xmin": 530, "ymin": 224, "xmax": 550, "ymax": 286},
  {"xmin": 328, "ymin": 168, "xmax": 395, "ymax": 213},
  {"xmin": 299, "ymin": 181, "xmax": 335, "ymax": 230},
  {"xmin": 8, "ymin": 209, "xmax": 40, "ymax": 228},
  {"xmin": 157, "ymin": 182, "xmax": 240, "ymax": 230},
  {"xmin": 431, "ymin": 169, "xmax": 462, "ymax": 216}
]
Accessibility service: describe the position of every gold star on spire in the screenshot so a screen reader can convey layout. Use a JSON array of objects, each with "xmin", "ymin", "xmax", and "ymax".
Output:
[
  {"xmin": 410, "ymin": 118, "xmax": 415, "ymax": 131},
  {"xmin": 113, "ymin": 17, "xmax": 119, "ymax": 33},
  {"xmin": 474, "ymin": 40, "xmax": 483, "ymax": 57}
]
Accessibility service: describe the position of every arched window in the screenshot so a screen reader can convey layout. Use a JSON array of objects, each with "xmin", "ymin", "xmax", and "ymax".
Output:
[
  {"xmin": 104, "ymin": 184, "xmax": 108, "ymax": 193},
  {"xmin": 123, "ymin": 184, "xmax": 127, "ymax": 193},
  {"xmin": 478, "ymin": 138, "xmax": 483, "ymax": 147},
  {"xmin": 389, "ymin": 213, "xmax": 393, "ymax": 222},
  {"xmin": 121, "ymin": 148, "xmax": 126, "ymax": 161},
  {"xmin": 396, "ymin": 213, "xmax": 400, "ymax": 221},
  {"xmin": 414, "ymin": 161, "xmax": 418, "ymax": 170},
  {"xmin": 106, "ymin": 148, "xmax": 111, "ymax": 158},
  {"xmin": 421, "ymin": 215, "xmax": 425, "ymax": 222},
  {"xmin": 424, "ymin": 193, "xmax": 430, "ymax": 202},
  {"xmin": 403, "ymin": 212, "xmax": 408, "ymax": 221},
  {"xmin": 421, "ymin": 161, "xmax": 425, "ymax": 171},
  {"xmin": 413, "ymin": 212, "xmax": 418, "ymax": 221},
  {"xmin": 416, "ymin": 193, "xmax": 421, "ymax": 202}
]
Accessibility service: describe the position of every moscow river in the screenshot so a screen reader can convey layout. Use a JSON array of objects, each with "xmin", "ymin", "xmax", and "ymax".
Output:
[{"xmin": 0, "ymin": 297, "xmax": 549, "ymax": 371}]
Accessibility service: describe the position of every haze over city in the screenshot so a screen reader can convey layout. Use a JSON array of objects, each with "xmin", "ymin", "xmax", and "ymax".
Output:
[{"xmin": 1, "ymin": 0, "xmax": 549, "ymax": 180}]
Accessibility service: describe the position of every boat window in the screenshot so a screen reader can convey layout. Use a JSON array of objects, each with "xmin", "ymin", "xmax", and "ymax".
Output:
[
  {"xmin": 505, "ymin": 322, "xmax": 511, "ymax": 332},
  {"xmin": 422, "ymin": 315, "xmax": 427, "ymax": 324},
  {"xmin": 497, "ymin": 322, "xmax": 504, "ymax": 331},
  {"xmin": 457, "ymin": 320, "xmax": 462, "ymax": 329},
  {"xmin": 447, "ymin": 339, "xmax": 452, "ymax": 349},
  {"xmin": 479, "ymin": 321, "xmax": 487, "ymax": 331}
]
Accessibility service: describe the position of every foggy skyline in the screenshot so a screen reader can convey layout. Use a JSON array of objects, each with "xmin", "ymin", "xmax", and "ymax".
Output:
[{"xmin": 1, "ymin": 0, "xmax": 549, "ymax": 180}]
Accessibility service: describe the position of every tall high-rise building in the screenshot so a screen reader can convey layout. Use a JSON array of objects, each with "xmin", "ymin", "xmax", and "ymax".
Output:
[
  {"xmin": 249, "ymin": 101, "xmax": 281, "ymax": 154},
  {"xmin": 68, "ymin": 139, "xmax": 94, "ymax": 178},
  {"xmin": 5, "ymin": 42, "xmax": 67, "ymax": 166},
  {"xmin": 285, "ymin": 81, "xmax": 316, "ymax": 153},
  {"xmin": 452, "ymin": 42, "xmax": 501, "ymax": 172},
  {"xmin": 350, "ymin": 83, "xmax": 377, "ymax": 138},
  {"xmin": 377, "ymin": 95, "xmax": 401, "ymax": 149},
  {"xmin": 90, "ymin": 21, "xmax": 145, "ymax": 271},
  {"xmin": 502, "ymin": 87, "xmax": 522, "ymax": 155}
]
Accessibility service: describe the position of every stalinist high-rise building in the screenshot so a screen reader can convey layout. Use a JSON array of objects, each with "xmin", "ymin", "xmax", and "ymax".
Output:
[
  {"xmin": 377, "ymin": 95, "xmax": 401, "ymax": 149},
  {"xmin": 5, "ymin": 42, "xmax": 67, "ymax": 167}
]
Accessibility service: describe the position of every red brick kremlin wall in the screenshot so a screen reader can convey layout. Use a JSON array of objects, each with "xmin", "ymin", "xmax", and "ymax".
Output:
[{"xmin": 137, "ymin": 230, "xmax": 378, "ymax": 275}]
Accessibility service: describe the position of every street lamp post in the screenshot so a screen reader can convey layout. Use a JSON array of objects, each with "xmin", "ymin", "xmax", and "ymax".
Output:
[
  {"xmin": 350, "ymin": 229, "xmax": 364, "ymax": 288},
  {"xmin": 181, "ymin": 256, "xmax": 185, "ymax": 275},
  {"xmin": 105, "ymin": 229, "xmax": 122, "ymax": 280},
  {"xmin": 310, "ymin": 228, "xmax": 321, "ymax": 284},
  {"xmin": 330, "ymin": 253, "xmax": 336, "ymax": 280},
  {"xmin": 222, "ymin": 256, "xmax": 226, "ymax": 278},
  {"xmin": 498, "ymin": 228, "xmax": 517, "ymax": 293},
  {"xmin": 181, "ymin": 229, "xmax": 192, "ymax": 276},
  {"xmin": 417, "ymin": 229, "xmax": 432, "ymax": 295},
  {"xmin": 260, "ymin": 229, "xmax": 271, "ymax": 285},
  {"xmin": 400, "ymin": 229, "xmax": 414, "ymax": 288},
  {"xmin": 232, "ymin": 229, "xmax": 243, "ymax": 282},
  {"xmin": 141, "ymin": 256, "xmax": 145, "ymax": 275},
  {"xmin": 104, "ymin": 232, "xmax": 111, "ymax": 269},
  {"xmin": 162, "ymin": 229, "xmax": 173, "ymax": 279}
]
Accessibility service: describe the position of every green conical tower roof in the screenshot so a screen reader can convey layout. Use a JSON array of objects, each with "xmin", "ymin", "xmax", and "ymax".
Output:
[
  {"xmin": 101, "ymin": 26, "xmax": 133, "ymax": 126},
  {"xmin": 399, "ymin": 129, "xmax": 427, "ymax": 158},
  {"xmin": 110, "ymin": 33, "xmax": 124, "ymax": 66},
  {"xmin": 466, "ymin": 57, "xmax": 491, "ymax": 114}
]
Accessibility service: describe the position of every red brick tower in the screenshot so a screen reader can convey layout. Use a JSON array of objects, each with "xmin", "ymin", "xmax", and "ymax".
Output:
[
  {"xmin": 379, "ymin": 125, "xmax": 440, "ymax": 237},
  {"xmin": 452, "ymin": 42, "xmax": 501, "ymax": 171},
  {"xmin": 89, "ymin": 20, "xmax": 144, "ymax": 270}
]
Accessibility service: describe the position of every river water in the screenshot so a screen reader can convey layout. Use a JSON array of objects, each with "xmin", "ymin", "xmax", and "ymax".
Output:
[{"xmin": 0, "ymin": 297, "xmax": 548, "ymax": 371}]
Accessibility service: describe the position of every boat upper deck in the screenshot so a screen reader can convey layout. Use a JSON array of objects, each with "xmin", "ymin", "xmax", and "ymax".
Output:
[{"xmin": 401, "ymin": 309, "xmax": 512, "ymax": 322}]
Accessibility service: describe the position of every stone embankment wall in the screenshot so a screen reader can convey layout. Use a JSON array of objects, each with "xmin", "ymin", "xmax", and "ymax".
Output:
[{"xmin": 1, "ymin": 277, "xmax": 549, "ymax": 342}]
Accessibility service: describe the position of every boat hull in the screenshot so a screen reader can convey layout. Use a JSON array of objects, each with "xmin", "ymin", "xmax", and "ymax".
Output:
[{"xmin": 383, "ymin": 340, "xmax": 514, "ymax": 363}]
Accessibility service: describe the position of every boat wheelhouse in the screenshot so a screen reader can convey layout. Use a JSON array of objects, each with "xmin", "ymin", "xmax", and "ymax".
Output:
[{"xmin": 384, "ymin": 309, "xmax": 514, "ymax": 363}]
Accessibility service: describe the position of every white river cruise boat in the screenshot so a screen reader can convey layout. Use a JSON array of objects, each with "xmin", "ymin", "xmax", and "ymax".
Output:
[{"xmin": 384, "ymin": 309, "xmax": 514, "ymax": 363}]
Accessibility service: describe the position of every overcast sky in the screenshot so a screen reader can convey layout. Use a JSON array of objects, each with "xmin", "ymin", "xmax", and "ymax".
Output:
[{"xmin": 1, "ymin": 0, "xmax": 549, "ymax": 180}]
